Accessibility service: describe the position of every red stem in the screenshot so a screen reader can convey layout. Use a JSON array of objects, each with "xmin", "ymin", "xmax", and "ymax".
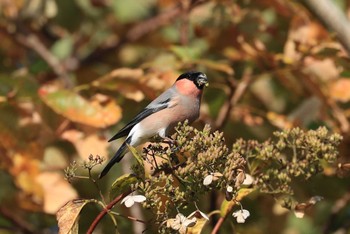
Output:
[
  {"xmin": 87, "ymin": 190, "xmax": 131, "ymax": 234},
  {"xmin": 211, "ymin": 216, "xmax": 225, "ymax": 234}
]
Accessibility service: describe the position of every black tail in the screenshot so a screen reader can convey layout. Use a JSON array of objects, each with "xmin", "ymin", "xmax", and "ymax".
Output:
[{"xmin": 99, "ymin": 138, "xmax": 130, "ymax": 178}]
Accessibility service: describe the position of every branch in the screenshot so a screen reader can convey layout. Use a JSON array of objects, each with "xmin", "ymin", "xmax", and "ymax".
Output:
[
  {"xmin": 0, "ymin": 207, "xmax": 35, "ymax": 234},
  {"xmin": 86, "ymin": 190, "xmax": 132, "ymax": 234},
  {"xmin": 301, "ymin": 0, "xmax": 350, "ymax": 55},
  {"xmin": 81, "ymin": 0, "xmax": 207, "ymax": 65},
  {"xmin": 0, "ymin": 25, "xmax": 73, "ymax": 88},
  {"xmin": 214, "ymin": 68, "xmax": 252, "ymax": 130}
]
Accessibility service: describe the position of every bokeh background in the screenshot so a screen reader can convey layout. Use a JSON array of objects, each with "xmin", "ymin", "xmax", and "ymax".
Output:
[{"xmin": 1, "ymin": 0, "xmax": 350, "ymax": 233}]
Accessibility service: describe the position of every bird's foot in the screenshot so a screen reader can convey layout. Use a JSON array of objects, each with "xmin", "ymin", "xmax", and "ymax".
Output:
[{"xmin": 162, "ymin": 137, "xmax": 176, "ymax": 145}]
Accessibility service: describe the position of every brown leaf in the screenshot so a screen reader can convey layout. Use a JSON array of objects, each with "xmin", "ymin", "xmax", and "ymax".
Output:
[{"xmin": 57, "ymin": 199, "xmax": 92, "ymax": 234}]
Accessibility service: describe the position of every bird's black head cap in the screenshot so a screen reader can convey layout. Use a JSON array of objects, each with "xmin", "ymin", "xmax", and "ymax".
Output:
[{"xmin": 176, "ymin": 71, "xmax": 208, "ymax": 89}]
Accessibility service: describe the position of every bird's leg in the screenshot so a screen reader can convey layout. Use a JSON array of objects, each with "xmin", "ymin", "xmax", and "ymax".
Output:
[{"xmin": 162, "ymin": 136, "xmax": 176, "ymax": 146}]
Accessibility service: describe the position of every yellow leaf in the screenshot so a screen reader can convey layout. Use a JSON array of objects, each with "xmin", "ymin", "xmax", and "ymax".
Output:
[{"xmin": 220, "ymin": 188, "xmax": 254, "ymax": 217}]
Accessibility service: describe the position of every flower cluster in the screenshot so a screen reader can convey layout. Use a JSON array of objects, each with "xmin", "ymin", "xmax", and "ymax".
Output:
[
  {"xmin": 120, "ymin": 123, "xmax": 342, "ymax": 232},
  {"xmin": 132, "ymin": 122, "xmax": 248, "ymax": 232},
  {"xmin": 65, "ymin": 122, "xmax": 341, "ymax": 233},
  {"xmin": 251, "ymin": 127, "xmax": 342, "ymax": 195}
]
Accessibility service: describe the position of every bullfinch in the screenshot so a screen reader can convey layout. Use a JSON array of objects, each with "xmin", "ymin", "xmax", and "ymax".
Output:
[{"xmin": 99, "ymin": 71, "xmax": 208, "ymax": 178}]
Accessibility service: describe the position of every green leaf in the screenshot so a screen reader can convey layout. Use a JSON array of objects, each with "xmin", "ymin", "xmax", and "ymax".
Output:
[
  {"xmin": 112, "ymin": 0, "xmax": 155, "ymax": 23},
  {"xmin": 170, "ymin": 39, "xmax": 209, "ymax": 61},
  {"xmin": 56, "ymin": 199, "xmax": 92, "ymax": 234},
  {"xmin": 109, "ymin": 174, "xmax": 138, "ymax": 201},
  {"xmin": 126, "ymin": 144, "xmax": 143, "ymax": 166},
  {"xmin": 51, "ymin": 37, "xmax": 73, "ymax": 60}
]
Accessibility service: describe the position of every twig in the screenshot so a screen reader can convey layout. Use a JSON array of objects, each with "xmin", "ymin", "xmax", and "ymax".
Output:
[
  {"xmin": 214, "ymin": 67, "xmax": 253, "ymax": 130},
  {"xmin": 110, "ymin": 211, "xmax": 147, "ymax": 224},
  {"xmin": 82, "ymin": 0, "xmax": 207, "ymax": 65},
  {"xmin": 13, "ymin": 31, "xmax": 72, "ymax": 87},
  {"xmin": 0, "ymin": 207, "xmax": 35, "ymax": 234},
  {"xmin": 86, "ymin": 190, "xmax": 132, "ymax": 234},
  {"xmin": 301, "ymin": 0, "xmax": 350, "ymax": 55},
  {"xmin": 126, "ymin": 0, "xmax": 205, "ymax": 42},
  {"xmin": 88, "ymin": 168, "xmax": 107, "ymax": 205}
]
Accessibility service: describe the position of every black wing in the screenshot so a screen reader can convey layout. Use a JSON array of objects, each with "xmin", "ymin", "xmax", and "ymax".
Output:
[
  {"xmin": 108, "ymin": 105, "xmax": 168, "ymax": 142},
  {"xmin": 108, "ymin": 88, "xmax": 175, "ymax": 142}
]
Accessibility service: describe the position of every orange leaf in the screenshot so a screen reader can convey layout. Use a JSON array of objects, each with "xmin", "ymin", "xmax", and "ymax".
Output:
[
  {"xmin": 61, "ymin": 130, "xmax": 108, "ymax": 160},
  {"xmin": 39, "ymin": 86, "xmax": 122, "ymax": 128},
  {"xmin": 330, "ymin": 78, "xmax": 350, "ymax": 102}
]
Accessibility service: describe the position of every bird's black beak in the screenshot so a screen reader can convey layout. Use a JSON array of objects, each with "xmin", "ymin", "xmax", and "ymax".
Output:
[{"xmin": 197, "ymin": 74, "xmax": 209, "ymax": 87}]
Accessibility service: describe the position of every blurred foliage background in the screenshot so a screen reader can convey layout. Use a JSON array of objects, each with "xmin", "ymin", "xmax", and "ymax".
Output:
[{"xmin": 1, "ymin": 0, "xmax": 350, "ymax": 233}]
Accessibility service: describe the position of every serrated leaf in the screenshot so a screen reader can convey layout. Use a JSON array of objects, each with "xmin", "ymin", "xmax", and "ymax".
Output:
[
  {"xmin": 109, "ymin": 174, "xmax": 138, "ymax": 201},
  {"xmin": 39, "ymin": 86, "xmax": 122, "ymax": 128},
  {"xmin": 56, "ymin": 199, "xmax": 92, "ymax": 234},
  {"xmin": 220, "ymin": 188, "xmax": 254, "ymax": 217}
]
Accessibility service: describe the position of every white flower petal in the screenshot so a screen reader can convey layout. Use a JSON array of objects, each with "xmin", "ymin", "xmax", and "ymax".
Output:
[
  {"xmin": 121, "ymin": 195, "xmax": 131, "ymax": 205},
  {"xmin": 242, "ymin": 174, "xmax": 254, "ymax": 185},
  {"xmin": 132, "ymin": 195, "xmax": 146, "ymax": 203},
  {"xmin": 124, "ymin": 197, "xmax": 135, "ymax": 208},
  {"xmin": 179, "ymin": 226, "xmax": 187, "ymax": 234},
  {"xmin": 242, "ymin": 209, "xmax": 250, "ymax": 219},
  {"xmin": 236, "ymin": 215, "xmax": 246, "ymax": 223},
  {"xmin": 232, "ymin": 209, "xmax": 250, "ymax": 223},
  {"xmin": 294, "ymin": 210, "xmax": 305, "ymax": 218},
  {"xmin": 176, "ymin": 213, "xmax": 186, "ymax": 220},
  {"xmin": 203, "ymin": 174, "xmax": 213, "ymax": 185},
  {"xmin": 170, "ymin": 214, "xmax": 186, "ymax": 230},
  {"xmin": 188, "ymin": 210, "xmax": 210, "ymax": 221},
  {"xmin": 198, "ymin": 211, "xmax": 209, "ymax": 221},
  {"xmin": 226, "ymin": 186, "xmax": 233, "ymax": 193},
  {"xmin": 171, "ymin": 221, "xmax": 181, "ymax": 230},
  {"xmin": 309, "ymin": 196, "xmax": 323, "ymax": 204},
  {"xmin": 184, "ymin": 217, "xmax": 197, "ymax": 227}
]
